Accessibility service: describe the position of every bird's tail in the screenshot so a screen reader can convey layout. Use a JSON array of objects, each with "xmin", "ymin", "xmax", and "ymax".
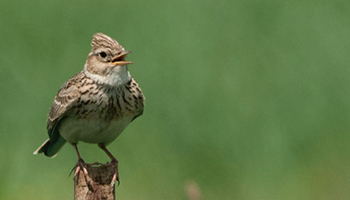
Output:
[{"xmin": 33, "ymin": 136, "xmax": 66, "ymax": 157}]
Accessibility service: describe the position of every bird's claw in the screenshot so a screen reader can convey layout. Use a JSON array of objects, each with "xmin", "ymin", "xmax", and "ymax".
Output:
[
  {"xmin": 106, "ymin": 159, "xmax": 119, "ymax": 188},
  {"xmin": 74, "ymin": 159, "xmax": 94, "ymax": 191}
]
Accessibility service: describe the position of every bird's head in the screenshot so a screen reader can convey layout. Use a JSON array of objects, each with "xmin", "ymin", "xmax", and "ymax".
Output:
[{"xmin": 84, "ymin": 33, "xmax": 132, "ymax": 85}]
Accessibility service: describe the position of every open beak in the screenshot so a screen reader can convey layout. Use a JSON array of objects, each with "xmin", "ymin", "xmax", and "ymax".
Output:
[{"xmin": 110, "ymin": 51, "xmax": 133, "ymax": 66}]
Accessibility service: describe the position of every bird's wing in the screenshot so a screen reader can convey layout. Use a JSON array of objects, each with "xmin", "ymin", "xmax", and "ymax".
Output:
[{"xmin": 47, "ymin": 72, "xmax": 83, "ymax": 140}]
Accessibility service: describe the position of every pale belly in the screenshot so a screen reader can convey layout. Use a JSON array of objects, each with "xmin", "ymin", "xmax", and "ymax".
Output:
[{"xmin": 58, "ymin": 116, "xmax": 133, "ymax": 145}]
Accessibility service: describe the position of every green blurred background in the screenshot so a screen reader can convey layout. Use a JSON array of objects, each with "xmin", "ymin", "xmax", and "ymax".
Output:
[{"xmin": 1, "ymin": 0, "xmax": 350, "ymax": 199}]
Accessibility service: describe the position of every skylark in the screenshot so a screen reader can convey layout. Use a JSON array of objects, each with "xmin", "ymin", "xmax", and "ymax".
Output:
[{"xmin": 34, "ymin": 33, "xmax": 145, "ymax": 185}]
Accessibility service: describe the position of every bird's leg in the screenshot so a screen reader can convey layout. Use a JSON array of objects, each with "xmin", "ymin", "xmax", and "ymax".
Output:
[
  {"xmin": 98, "ymin": 144, "xmax": 119, "ymax": 187},
  {"xmin": 72, "ymin": 143, "xmax": 94, "ymax": 190}
]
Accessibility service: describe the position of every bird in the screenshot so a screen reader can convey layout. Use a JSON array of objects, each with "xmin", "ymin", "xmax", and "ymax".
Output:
[{"xmin": 33, "ymin": 33, "xmax": 145, "ymax": 186}]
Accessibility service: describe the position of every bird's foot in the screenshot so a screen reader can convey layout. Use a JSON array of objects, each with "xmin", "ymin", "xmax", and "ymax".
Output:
[
  {"xmin": 105, "ymin": 159, "xmax": 119, "ymax": 188},
  {"xmin": 74, "ymin": 159, "xmax": 94, "ymax": 191},
  {"xmin": 69, "ymin": 161, "xmax": 102, "ymax": 177}
]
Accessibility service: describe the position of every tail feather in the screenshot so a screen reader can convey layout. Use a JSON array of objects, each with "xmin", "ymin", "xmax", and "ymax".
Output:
[{"xmin": 33, "ymin": 136, "xmax": 66, "ymax": 157}]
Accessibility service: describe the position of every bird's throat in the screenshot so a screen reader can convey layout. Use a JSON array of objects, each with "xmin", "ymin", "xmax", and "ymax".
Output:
[{"xmin": 84, "ymin": 65, "xmax": 131, "ymax": 86}]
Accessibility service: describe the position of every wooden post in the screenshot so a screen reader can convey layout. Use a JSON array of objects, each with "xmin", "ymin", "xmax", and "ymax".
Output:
[{"xmin": 74, "ymin": 163, "xmax": 116, "ymax": 200}]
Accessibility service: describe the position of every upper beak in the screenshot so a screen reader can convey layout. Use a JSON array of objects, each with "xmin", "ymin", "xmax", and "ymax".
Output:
[{"xmin": 110, "ymin": 51, "xmax": 133, "ymax": 66}]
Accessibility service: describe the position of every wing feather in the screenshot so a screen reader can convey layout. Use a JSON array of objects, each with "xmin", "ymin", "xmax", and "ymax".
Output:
[{"xmin": 47, "ymin": 72, "xmax": 84, "ymax": 139}]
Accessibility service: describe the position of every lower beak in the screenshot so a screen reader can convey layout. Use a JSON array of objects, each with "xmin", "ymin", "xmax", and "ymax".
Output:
[{"xmin": 110, "ymin": 51, "xmax": 133, "ymax": 66}]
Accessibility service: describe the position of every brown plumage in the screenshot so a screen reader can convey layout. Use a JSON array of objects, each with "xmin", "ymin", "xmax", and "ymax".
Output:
[{"xmin": 34, "ymin": 33, "xmax": 145, "ymax": 186}]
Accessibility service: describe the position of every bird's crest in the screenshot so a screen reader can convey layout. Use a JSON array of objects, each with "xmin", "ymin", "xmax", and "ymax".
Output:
[{"xmin": 91, "ymin": 33, "xmax": 124, "ymax": 52}]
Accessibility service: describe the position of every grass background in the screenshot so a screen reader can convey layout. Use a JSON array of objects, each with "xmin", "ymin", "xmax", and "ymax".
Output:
[{"xmin": 1, "ymin": 0, "xmax": 350, "ymax": 199}]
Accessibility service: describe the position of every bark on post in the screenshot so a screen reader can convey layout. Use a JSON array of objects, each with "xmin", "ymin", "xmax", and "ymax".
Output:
[{"xmin": 74, "ymin": 163, "xmax": 116, "ymax": 200}]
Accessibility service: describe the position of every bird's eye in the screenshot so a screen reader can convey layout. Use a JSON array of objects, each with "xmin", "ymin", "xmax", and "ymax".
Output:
[{"xmin": 99, "ymin": 52, "xmax": 107, "ymax": 58}]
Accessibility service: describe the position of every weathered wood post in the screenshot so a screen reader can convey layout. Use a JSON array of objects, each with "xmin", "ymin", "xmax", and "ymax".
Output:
[{"xmin": 74, "ymin": 163, "xmax": 117, "ymax": 200}]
